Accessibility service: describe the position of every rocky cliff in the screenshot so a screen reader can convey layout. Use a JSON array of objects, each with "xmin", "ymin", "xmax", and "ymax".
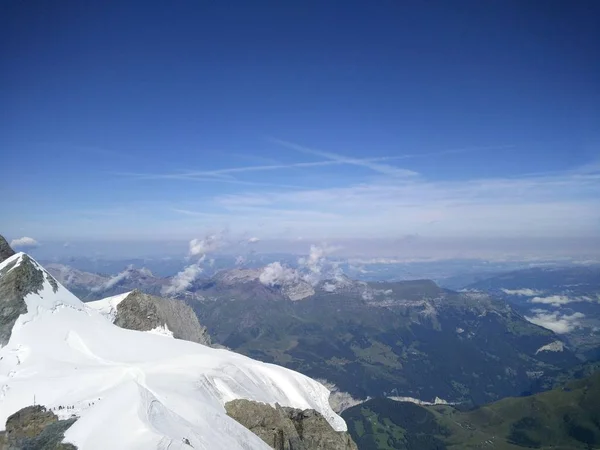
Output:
[
  {"xmin": 0, "ymin": 253, "xmax": 56, "ymax": 346},
  {"xmin": 114, "ymin": 290, "xmax": 211, "ymax": 345},
  {"xmin": 226, "ymin": 399, "xmax": 357, "ymax": 450}
]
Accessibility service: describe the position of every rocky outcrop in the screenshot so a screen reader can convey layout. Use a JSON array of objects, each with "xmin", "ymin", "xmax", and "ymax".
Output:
[
  {"xmin": 282, "ymin": 281, "xmax": 315, "ymax": 301},
  {"xmin": 114, "ymin": 290, "xmax": 211, "ymax": 345},
  {"xmin": 0, "ymin": 235, "xmax": 15, "ymax": 264},
  {"xmin": 0, "ymin": 405, "xmax": 77, "ymax": 450},
  {"xmin": 0, "ymin": 254, "xmax": 45, "ymax": 346},
  {"xmin": 225, "ymin": 399, "xmax": 357, "ymax": 450}
]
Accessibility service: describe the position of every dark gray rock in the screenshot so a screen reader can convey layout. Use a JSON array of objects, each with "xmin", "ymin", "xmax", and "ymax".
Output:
[
  {"xmin": 114, "ymin": 290, "xmax": 211, "ymax": 345},
  {"xmin": 0, "ymin": 235, "xmax": 15, "ymax": 264},
  {"xmin": 0, "ymin": 255, "xmax": 46, "ymax": 346},
  {"xmin": 225, "ymin": 399, "xmax": 357, "ymax": 450},
  {"xmin": 0, "ymin": 405, "xmax": 77, "ymax": 450}
]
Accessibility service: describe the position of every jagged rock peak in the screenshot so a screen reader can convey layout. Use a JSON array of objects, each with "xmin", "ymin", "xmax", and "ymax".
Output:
[
  {"xmin": 0, "ymin": 252, "xmax": 81, "ymax": 346},
  {"xmin": 0, "ymin": 234, "xmax": 16, "ymax": 264}
]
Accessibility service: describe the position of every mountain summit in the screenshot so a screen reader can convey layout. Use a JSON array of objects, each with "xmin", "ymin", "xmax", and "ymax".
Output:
[
  {"xmin": 0, "ymin": 249, "xmax": 350, "ymax": 449},
  {"xmin": 0, "ymin": 236, "xmax": 15, "ymax": 264}
]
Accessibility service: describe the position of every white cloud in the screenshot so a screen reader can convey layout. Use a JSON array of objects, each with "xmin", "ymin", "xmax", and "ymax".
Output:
[
  {"xmin": 259, "ymin": 262, "xmax": 299, "ymax": 286},
  {"xmin": 10, "ymin": 237, "xmax": 40, "ymax": 249},
  {"xmin": 529, "ymin": 295, "xmax": 595, "ymax": 307},
  {"xmin": 162, "ymin": 264, "xmax": 203, "ymax": 295},
  {"xmin": 525, "ymin": 311, "xmax": 585, "ymax": 334},
  {"xmin": 530, "ymin": 295, "xmax": 573, "ymax": 306},
  {"xmin": 256, "ymin": 243, "xmax": 347, "ymax": 289},
  {"xmin": 298, "ymin": 244, "xmax": 340, "ymax": 285},
  {"xmin": 91, "ymin": 265, "xmax": 133, "ymax": 293},
  {"xmin": 164, "ymin": 234, "xmax": 225, "ymax": 295},
  {"xmin": 501, "ymin": 288, "xmax": 543, "ymax": 296},
  {"xmin": 248, "ymin": 237, "xmax": 260, "ymax": 244},
  {"xmin": 189, "ymin": 234, "xmax": 222, "ymax": 256}
]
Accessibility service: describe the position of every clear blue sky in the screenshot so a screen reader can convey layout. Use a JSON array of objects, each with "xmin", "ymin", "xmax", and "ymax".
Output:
[{"xmin": 2, "ymin": 1, "xmax": 599, "ymax": 258}]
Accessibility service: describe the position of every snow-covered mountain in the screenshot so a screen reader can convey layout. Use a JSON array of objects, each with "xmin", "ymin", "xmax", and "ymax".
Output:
[{"xmin": 0, "ymin": 252, "xmax": 347, "ymax": 449}]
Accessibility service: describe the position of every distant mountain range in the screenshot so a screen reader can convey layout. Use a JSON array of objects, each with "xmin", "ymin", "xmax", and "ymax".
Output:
[
  {"xmin": 45, "ymin": 263, "xmax": 169, "ymax": 300},
  {"xmin": 182, "ymin": 269, "xmax": 581, "ymax": 406},
  {"xmin": 42, "ymin": 253, "xmax": 599, "ymax": 285},
  {"xmin": 465, "ymin": 265, "xmax": 600, "ymax": 359}
]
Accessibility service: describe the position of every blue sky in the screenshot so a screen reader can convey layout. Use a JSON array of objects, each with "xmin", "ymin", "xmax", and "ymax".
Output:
[{"xmin": 2, "ymin": 1, "xmax": 599, "ymax": 258}]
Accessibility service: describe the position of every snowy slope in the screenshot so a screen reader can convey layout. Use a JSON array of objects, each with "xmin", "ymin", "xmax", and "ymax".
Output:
[
  {"xmin": 0, "ymin": 253, "xmax": 346, "ymax": 450},
  {"xmin": 85, "ymin": 291, "xmax": 132, "ymax": 321}
]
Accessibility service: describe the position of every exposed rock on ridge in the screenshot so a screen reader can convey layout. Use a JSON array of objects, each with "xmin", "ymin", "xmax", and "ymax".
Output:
[
  {"xmin": 114, "ymin": 290, "xmax": 211, "ymax": 345},
  {"xmin": 0, "ymin": 405, "xmax": 77, "ymax": 450},
  {"xmin": 0, "ymin": 235, "xmax": 15, "ymax": 264},
  {"xmin": 0, "ymin": 253, "xmax": 46, "ymax": 346},
  {"xmin": 203, "ymin": 268, "xmax": 315, "ymax": 302},
  {"xmin": 225, "ymin": 399, "xmax": 357, "ymax": 450}
]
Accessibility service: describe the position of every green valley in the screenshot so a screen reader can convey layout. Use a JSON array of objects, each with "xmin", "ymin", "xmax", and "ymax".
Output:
[{"xmin": 343, "ymin": 371, "xmax": 600, "ymax": 449}]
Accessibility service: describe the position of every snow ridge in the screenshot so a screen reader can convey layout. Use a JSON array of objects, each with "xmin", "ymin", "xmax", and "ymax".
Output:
[{"xmin": 86, "ymin": 291, "xmax": 132, "ymax": 321}]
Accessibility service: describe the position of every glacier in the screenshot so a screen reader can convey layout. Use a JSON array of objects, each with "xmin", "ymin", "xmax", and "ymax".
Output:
[{"xmin": 0, "ymin": 253, "xmax": 345, "ymax": 449}]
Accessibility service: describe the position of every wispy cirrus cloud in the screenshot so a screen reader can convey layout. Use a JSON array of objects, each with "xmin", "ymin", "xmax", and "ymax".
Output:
[
  {"xmin": 113, "ymin": 171, "xmax": 304, "ymax": 189},
  {"xmin": 115, "ymin": 139, "xmax": 514, "ymax": 183},
  {"xmin": 268, "ymin": 138, "xmax": 419, "ymax": 177},
  {"xmin": 174, "ymin": 156, "xmax": 409, "ymax": 176},
  {"xmin": 113, "ymin": 154, "xmax": 418, "ymax": 184},
  {"xmin": 209, "ymin": 167, "xmax": 600, "ymax": 239},
  {"xmin": 91, "ymin": 139, "xmax": 600, "ymax": 257},
  {"xmin": 90, "ymin": 169, "xmax": 599, "ymax": 252}
]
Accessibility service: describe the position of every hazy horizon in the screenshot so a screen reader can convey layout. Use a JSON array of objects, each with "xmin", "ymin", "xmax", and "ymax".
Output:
[{"xmin": 10, "ymin": 236, "xmax": 600, "ymax": 263}]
